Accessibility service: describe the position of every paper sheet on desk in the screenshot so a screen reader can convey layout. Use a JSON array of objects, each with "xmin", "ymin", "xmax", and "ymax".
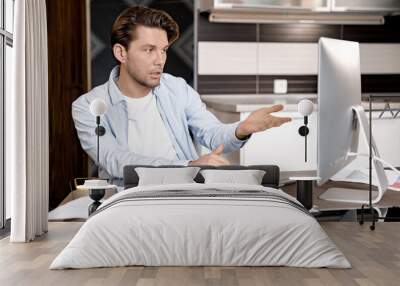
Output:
[{"xmin": 331, "ymin": 167, "xmax": 400, "ymax": 191}]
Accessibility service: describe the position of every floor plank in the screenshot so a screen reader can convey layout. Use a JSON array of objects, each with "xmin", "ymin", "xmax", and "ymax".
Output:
[{"xmin": 0, "ymin": 222, "xmax": 399, "ymax": 286}]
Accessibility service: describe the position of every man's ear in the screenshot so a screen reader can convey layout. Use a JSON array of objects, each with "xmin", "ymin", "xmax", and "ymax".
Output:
[{"xmin": 113, "ymin": 44, "xmax": 127, "ymax": 64}]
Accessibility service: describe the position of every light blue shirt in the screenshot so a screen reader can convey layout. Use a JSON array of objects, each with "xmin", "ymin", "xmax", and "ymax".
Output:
[{"xmin": 72, "ymin": 66, "xmax": 249, "ymax": 179}]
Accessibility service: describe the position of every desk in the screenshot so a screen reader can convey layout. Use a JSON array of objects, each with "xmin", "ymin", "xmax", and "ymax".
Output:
[{"xmin": 281, "ymin": 176, "xmax": 400, "ymax": 221}]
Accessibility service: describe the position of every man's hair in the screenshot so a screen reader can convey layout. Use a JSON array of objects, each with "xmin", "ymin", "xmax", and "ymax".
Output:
[{"xmin": 111, "ymin": 6, "xmax": 179, "ymax": 56}]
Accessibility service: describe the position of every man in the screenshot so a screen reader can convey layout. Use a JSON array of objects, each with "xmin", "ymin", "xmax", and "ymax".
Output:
[{"xmin": 72, "ymin": 6, "xmax": 291, "ymax": 179}]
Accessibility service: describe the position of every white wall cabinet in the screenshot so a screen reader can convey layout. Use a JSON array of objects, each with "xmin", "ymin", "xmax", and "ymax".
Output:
[
  {"xmin": 240, "ymin": 111, "xmax": 400, "ymax": 171},
  {"xmin": 240, "ymin": 111, "xmax": 317, "ymax": 171},
  {"xmin": 201, "ymin": 107, "xmax": 400, "ymax": 171},
  {"xmin": 199, "ymin": 42, "xmax": 400, "ymax": 76}
]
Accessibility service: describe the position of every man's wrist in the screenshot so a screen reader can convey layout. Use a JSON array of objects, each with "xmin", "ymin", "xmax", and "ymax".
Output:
[{"xmin": 235, "ymin": 122, "xmax": 251, "ymax": 140}]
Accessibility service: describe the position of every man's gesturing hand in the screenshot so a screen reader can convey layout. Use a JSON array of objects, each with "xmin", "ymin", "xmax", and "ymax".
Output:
[
  {"xmin": 235, "ymin": 104, "xmax": 292, "ymax": 140},
  {"xmin": 188, "ymin": 144, "xmax": 230, "ymax": 166}
]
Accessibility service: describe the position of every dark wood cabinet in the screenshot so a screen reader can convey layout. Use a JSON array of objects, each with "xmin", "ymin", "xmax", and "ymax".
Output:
[{"xmin": 46, "ymin": 0, "xmax": 89, "ymax": 210}]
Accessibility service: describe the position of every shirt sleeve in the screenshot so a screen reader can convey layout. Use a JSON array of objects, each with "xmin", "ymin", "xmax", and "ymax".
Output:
[
  {"xmin": 72, "ymin": 97, "xmax": 188, "ymax": 179},
  {"xmin": 184, "ymin": 83, "xmax": 251, "ymax": 153}
]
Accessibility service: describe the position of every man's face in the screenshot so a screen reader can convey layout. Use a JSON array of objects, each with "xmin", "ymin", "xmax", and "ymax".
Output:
[{"xmin": 123, "ymin": 25, "xmax": 169, "ymax": 88}]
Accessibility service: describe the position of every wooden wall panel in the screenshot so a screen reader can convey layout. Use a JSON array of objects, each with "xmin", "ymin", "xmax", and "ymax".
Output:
[
  {"xmin": 197, "ymin": 75, "xmax": 257, "ymax": 94},
  {"xmin": 198, "ymin": 13, "xmax": 257, "ymax": 42},
  {"xmin": 197, "ymin": 14, "xmax": 400, "ymax": 95},
  {"xmin": 46, "ymin": 0, "xmax": 89, "ymax": 210}
]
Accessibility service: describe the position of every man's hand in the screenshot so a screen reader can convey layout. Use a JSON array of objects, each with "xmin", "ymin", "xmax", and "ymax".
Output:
[
  {"xmin": 188, "ymin": 144, "xmax": 230, "ymax": 166},
  {"xmin": 235, "ymin": 104, "xmax": 292, "ymax": 140}
]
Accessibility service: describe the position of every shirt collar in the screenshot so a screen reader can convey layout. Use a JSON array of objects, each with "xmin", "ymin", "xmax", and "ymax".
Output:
[{"xmin": 108, "ymin": 66, "xmax": 126, "ymax": 105}]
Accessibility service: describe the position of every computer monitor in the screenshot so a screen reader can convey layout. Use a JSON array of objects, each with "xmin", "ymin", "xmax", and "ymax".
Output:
[{"xmin": 317, "ymin": 37, "xmax": 388, "ymax": 204}]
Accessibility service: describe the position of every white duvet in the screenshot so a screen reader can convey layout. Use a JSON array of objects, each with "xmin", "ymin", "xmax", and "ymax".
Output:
[{"xmin": 50, "ymin": 183, "xmax": 351, "ymax": 269}]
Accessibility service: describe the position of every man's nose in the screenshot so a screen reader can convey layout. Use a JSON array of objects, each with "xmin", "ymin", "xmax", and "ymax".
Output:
[{"xmin": 154, "ymin": 51, "xmax": 164, "ymax": 66}]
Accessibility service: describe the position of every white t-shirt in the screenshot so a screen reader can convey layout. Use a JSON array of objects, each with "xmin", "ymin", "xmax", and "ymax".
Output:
[{"xmin": 124, "ymin": 91, "xmax": 179, "ymax": 160}]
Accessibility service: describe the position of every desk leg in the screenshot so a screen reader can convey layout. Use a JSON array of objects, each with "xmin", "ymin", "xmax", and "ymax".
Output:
[
  {"xmin": 88, "ymin": 189, "xmax": 105, "ymax": 216},
  {"xmin": 296, "ymin": 180, "xmax": 313, "ymax": 210}
]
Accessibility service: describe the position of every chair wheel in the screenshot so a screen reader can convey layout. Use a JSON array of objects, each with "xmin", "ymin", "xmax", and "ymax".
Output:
[
  {"xmin": 370, "ymin": 225, "xmax": 375, "ymax": 231},
  {"xmin": 359, "ymin": 221, "xmax": 364, "ymax": 225}
]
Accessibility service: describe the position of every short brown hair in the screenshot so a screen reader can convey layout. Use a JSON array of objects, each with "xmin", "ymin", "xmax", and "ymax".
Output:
[{"xmin": 111, "ymin": 6, "xmax": 179, "ymax": 52}]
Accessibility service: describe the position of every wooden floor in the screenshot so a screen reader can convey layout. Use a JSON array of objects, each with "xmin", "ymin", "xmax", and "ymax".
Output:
[{"xmin": 1, "ymin": 222, "xmax": 399, "ymax": 286}]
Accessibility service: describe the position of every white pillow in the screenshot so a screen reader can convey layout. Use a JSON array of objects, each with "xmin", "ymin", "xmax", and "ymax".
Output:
[
  {"xmin": 200, "ymin": 169, "xmax": 266, "ymax": 185},
  {"xmin": 135, "ymin": 167, "xmax": 201, "ymax": 186}
]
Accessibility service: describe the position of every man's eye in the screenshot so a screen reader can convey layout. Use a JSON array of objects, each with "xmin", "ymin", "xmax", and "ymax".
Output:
[
  {"xmin": 145, "ymin": 48, "xmax": 153, "ymax": 53},
  {"xmin": 162, "ymin": 49, "xmax": 168, "ymax": 54}
]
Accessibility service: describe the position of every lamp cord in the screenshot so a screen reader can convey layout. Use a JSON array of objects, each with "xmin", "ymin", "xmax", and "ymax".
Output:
[
  {"xmin": 305, "ymin": 134, "xmax": 307, "ymax": 162},
  {"xmin": 96, "ymin": 116, "xmax": 100, "ymax": 177}
]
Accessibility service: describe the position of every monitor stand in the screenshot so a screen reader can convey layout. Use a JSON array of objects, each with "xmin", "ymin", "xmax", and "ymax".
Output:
[{"xmin": 318, "ymin": 105, "xmax": 388, "ymax": 204}]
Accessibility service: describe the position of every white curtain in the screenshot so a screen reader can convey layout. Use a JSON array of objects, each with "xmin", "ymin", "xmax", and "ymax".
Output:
[{"xmin": 8, "ymin": 0, "xmax": 49, "ymax": 242}]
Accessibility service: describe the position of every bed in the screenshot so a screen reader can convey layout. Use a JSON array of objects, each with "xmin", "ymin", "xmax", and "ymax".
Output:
[{"xmin": 50, "ymin": 165, "xmax": 350, "ymax": 269}]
